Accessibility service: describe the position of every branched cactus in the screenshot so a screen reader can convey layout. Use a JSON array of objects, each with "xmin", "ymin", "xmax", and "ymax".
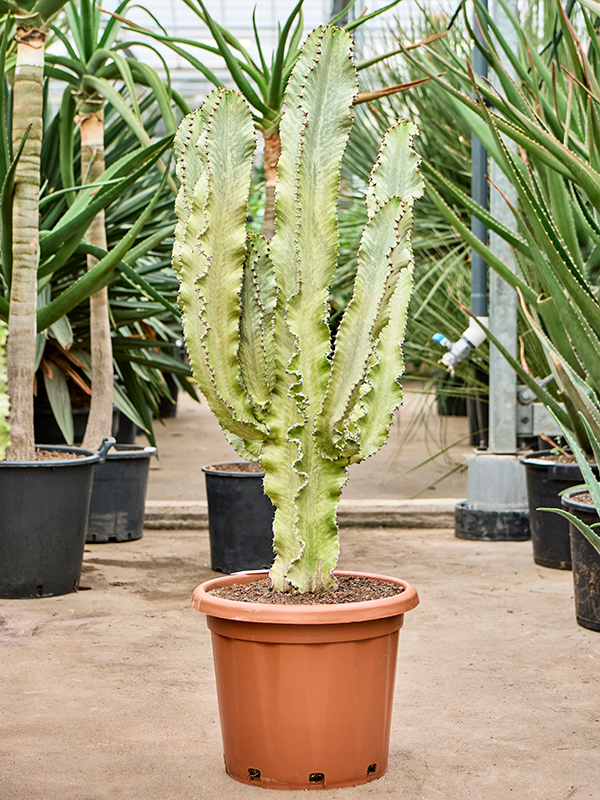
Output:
[
  {"xmin": 0, "ymin": 321, "xmax": 10, "ymax": 460},
  {"xmin": 173, "ymin": 26, "xmax": 423, "ymax": 592}
]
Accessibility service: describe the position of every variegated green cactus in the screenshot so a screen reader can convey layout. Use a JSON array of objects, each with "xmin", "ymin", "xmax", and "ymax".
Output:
[
  {"xmin": 0, "ymin": 321, "xmax": 10, "ymax": 461},
  {"xmin": 173, "ymin": 25, "xmax": 423, "ymax": 592}
]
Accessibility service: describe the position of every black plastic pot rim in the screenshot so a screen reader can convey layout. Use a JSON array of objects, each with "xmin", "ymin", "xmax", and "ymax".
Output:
[
  {"xmin": 561, "ymin": 490, "xmax": 596, "ymax": 513},
  {"xmin": 520, "ymin": 449, "xmax": 584, "ymax": 469},
  {"xmin": 0, "ymin": 444, "xmax": 100, "ymax": 468},
  {"xmin": 104, "ymin": 444, "xmax": 156, "ymax": 461},
  {"xmin": 202, "ymin": 462, "xmax": 265, "ymax": 478}
]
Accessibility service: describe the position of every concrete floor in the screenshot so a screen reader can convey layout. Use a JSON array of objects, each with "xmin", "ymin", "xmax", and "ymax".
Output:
[
  {"xmin": 144, "ymin": 386, "xmax": 470, "ymax": 504},
  {"xmin": 2, "ymin": 526, "xmax": 599, "ymax": 799}
]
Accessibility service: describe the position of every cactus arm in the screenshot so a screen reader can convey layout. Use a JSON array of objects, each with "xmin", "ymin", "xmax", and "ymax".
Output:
[
  {"xmin": 354, "ymin": 260, "xmax": 414, "ymax": 461},
  {"xmin": 264, "ymin": 27, "xmax": 358, "ymax": 593},
  {"xmin": 365, "ymin": 120, "xmax": 423, "ymax": 215},
  {"xmin": 173, "ymin": 91, "xmax": 267, "ymax": 444},
  {"xmin": 239, "ymin": 231, "xmax": 276, "ymax": 417},
  {"xmin": 317, "ymin": 122, "xmax": 423, "ymax": 456},
  {"xmin": 317, "ymin": 197, "xmax": 410, "ymax": 456},
  {"xmin": 282, "ymin": 27, "xmax": 358, "ymax": 410}
]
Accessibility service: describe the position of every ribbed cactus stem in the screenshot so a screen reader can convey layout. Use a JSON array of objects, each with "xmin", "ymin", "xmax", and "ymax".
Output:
[{"xmin": 173, "ymin": 25, "xmax": 423, "ymax": 592}]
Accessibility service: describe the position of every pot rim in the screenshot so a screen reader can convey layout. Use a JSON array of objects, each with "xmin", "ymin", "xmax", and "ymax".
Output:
[
  {"xmin": 202, "ymin": 461, "xmax": 264, "ymax": 478},
  {"xmin": 192, "ymin": 569, "xmax": 419, "ymax": 625},
  {"xmin": 520, "ymin": 448, "xmax": 576, "ymax": 467},
  {"xmin": 104, "ymin": 444, "xmax": 156, "ymax": 460},
  {"xmin": 0, "ymin": 444, "xmax": 100, "ymax": 468},
  {"xmin": 561, "ymin": 489, "xmax": 597, "ymax": 512}
]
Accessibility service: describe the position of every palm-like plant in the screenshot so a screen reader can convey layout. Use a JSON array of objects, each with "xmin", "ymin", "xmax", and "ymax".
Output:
[
  {"xmin": 36, "ymin": 98, "xmax": 195, "ymax": 446},
  {"xmin": 43, "ymin": 0, "xmax": 182, "ymax": 449},
  {"xmin": 2, "ymin": 0, "xmax": 71, "ymax": 460},
  {"xmin": 0, "ymin": 2, "xmax": 174, "ymax": 460}
]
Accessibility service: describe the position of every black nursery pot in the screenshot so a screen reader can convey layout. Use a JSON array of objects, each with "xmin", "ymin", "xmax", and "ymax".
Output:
[
  {"xmin": 561, "ymin": 491, "xmax": 600, "ymax": 632},
  {"xmin": 87, "ymin": 444, "xmax": 156, "ymax": 543},
  {"xmin": 202, "ymin": 463, "xmax": 275, "ymax": 574},
  {"xmin": 0, "ymin": 445, "xmax": 100, "ymax": 598},
  {"xmin": 522, "ymin": 451, "xmax": 597, "ymax": 570}
]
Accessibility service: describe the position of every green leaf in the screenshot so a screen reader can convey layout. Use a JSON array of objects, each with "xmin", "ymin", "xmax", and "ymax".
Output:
[
  {"xmin": 38, "ymin": 167, "xmax": 170, "ymax": 331},
  {"xmin": 43, "ymin": 366, "xmax": 74, "ymax": 445}
]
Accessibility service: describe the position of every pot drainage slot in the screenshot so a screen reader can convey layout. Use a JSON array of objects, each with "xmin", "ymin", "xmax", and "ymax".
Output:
[
  {"xmin": 248, "ymin": 768, "xmax": 261, "ymax": 781},
  {"xmin": 36, "ymin": 585, "xmax": 43, "ymax": 597},
  {"xmin": 309, "ymin": 773, "xmax": 325, "ymax": 784},
  {"xmin": 367, "ymin": 763, "xmax": 377, "ymax": 775}
]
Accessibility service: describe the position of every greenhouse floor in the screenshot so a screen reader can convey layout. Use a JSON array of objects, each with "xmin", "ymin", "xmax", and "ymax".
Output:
[{"xmin": 2, "ymin": 525, "xmax": 599, "ymax": 800}]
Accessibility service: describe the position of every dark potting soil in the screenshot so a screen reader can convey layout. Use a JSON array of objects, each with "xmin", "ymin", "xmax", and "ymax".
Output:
[
  {"xmin": 210, "ymin": 575, "xmax": 404, "ymax": 605},
  {"xmin": 570, "ymin": 491, "xmax": 596, "ymax": 506},
  {"xmin": 205, "ymin": 462, "xmax": 263, "ymax": 473},
  {"xmin": 35, "ymin": 449, "xmax": 85, "ymax": 461}
]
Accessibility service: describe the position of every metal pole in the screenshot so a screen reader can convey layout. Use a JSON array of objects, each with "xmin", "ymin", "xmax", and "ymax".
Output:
[
  {"xmin": 488, "ymin": 0, "xmax": 518, "ymax": 453},
  {"xmin": 471, "ymin": 0, "xmax": 488, "ymax": 319}
]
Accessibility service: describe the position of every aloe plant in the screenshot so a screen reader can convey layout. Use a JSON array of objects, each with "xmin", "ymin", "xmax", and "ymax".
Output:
[
  {"xmin": 398, "ymin": 0, "xmax": 600, "ymax": 453},
  {"xmin": 543, "ymin": 413, "xmax": 600, "ymax": 555},
  {"xmin": 173, "ymin": 25, "xmax": 422, "ymax": 593},
  {"xmin": 0, "ymin": 319, "xmax": 9, "ymax": 459}
]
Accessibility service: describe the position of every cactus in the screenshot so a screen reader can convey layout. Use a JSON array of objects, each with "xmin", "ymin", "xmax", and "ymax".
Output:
[
  {"xmin": 0, "ymin": 321, "xmax": 10, "ymax": 460},
  {"xmin": 173, "ymin": 26, "xmax": 423, "ymax": 593}
]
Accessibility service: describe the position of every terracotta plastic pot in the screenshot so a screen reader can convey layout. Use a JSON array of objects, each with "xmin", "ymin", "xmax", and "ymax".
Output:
[{"xmin": 192, "ymin": 570, "xmax": 419, "ymax": 790}]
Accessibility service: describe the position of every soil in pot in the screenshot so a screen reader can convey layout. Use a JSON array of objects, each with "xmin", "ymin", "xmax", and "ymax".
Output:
[
  {"xmin": 192, "ymin": 570, "xmax": 419, "ymax": 790},
  {"xmin": 202, "ymin": 462, "xmax": 275, "ymax": 573},
  {"xmin": 522, "ymin": 450, "xmax": 598, "ymax": 569},
  {"xmin": 561, "ymin": 490, "xmax": 600, "ymax": 632}
]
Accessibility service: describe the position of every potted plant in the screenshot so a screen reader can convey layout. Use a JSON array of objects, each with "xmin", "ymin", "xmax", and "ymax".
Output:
[
  {"xmin": 174, "ymin": 25, "xmax": 421, "ymax": 789},
  {"xmin": 0, "ymin": 4, "xmax": 168, "ymax": 595},
  {"xmin": 540, "ymin": 414, "xmax": 600, "ymax": 631}
]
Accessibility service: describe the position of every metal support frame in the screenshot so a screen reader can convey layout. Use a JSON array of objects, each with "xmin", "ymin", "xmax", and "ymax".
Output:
[{"xmin": 456, "ymin": 0, "xmax": 529, "ymax": 541}]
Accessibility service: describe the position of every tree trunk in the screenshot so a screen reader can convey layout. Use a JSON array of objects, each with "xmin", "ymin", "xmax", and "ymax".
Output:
[
  {"xmin": 79, "ymin": 109, "xmax": 114, "ymax": 451},
  {"xmin": 262, "ymin": 131, "xmax": 281, "ymax": 242},
  {"xmin": 5, "ymin": 26, "xmax": 47, "ymax": 461}
]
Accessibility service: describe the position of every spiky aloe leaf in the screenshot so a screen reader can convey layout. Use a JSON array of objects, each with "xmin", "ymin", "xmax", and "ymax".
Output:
[{"xmin": 0, "ymin": 321, "xmax": 9, "ymax": 460}]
